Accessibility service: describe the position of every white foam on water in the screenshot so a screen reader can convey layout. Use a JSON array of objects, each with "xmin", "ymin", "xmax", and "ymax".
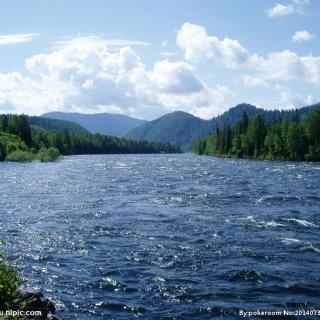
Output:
[
  {"xmin": 281, "ymin": 238, "xmax": 301, "ymax": 245},
  {"xmin": 260, "ymin": 221, "xmax": 284, "ymax": 228},
  {"xmin": 286, "ymin": 218, "xmax": 317, "ymax": 228}
]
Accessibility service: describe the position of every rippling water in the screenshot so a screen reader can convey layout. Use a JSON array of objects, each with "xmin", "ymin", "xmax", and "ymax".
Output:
[{"xmin": 0, "ymin": 154, "xmax": 320, "ymax": 319}]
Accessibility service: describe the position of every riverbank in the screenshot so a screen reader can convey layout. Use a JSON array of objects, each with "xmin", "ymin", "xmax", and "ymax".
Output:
[{"xmin": 0, "ymin": 257, "xmax": 61, "ymax": 319}]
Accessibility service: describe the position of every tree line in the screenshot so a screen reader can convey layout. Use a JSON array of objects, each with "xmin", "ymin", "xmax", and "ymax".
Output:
[
  {"xmin": 0, "ymin": 114, "xmax": 181, "ymax": 162},
  {"xmin": 193, "ymin": 108, "xmax": 320, "ymax": 161}
]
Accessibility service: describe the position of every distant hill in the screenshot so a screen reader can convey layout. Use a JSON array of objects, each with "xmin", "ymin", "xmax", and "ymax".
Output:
[
  {"xmin": 27, "ymin": 116, "xmax": 89, "ymax": 134},
  {"xmin": 41, "ymin": 112, "xmax": 147, "ymax": 137},
  {"xmin": 126, "ymin": 103, "xmax": 320, "ymax": 150},
  {"xmin": 126, "ymin": 111, "xmax": 211, "ymax": 150}
]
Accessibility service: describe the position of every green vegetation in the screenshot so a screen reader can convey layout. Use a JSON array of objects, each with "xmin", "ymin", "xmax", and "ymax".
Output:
[
  {"xmin": 193, "ymin": 108, "xmax": 320, "ymax": 162},
  {"xmin": 5, "ymin": 151, "xmax": 36, "ymax": 162},
  {"xmin": 27, "ymin": 115, "xmax": 89, "ymax": 134},
  {"xmin": 126, "ymin": 111, "xmax": 211, "ymax": 150},
  {"xmin": 0, "ymin": 114, "xmax": 181, "ymax": 162},
  {"xmin": 0, "ymin": 262, "xmax": 21, "ymax": 311},
  {"xmin": 126, "ymin": 103, "xmax": 320, "ymax": 151},
  {"xmin": 0, "ymin": 253, "xmax": 26, "ymax": 319},
  {"xmin": 37, "ymin": 147, "xmax": 60, "ymax": 162}
]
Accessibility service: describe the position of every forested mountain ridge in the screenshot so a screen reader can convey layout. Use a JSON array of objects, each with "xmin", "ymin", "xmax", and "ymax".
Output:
[
  {"xmin": 41, "ymin": 112, "xmax": 147, "ymax": 137},
  {"xmin": 27, "ymin": 115, "xmax": 89, "ymax": 133},
  {"xmin": 126, "ymin": 111, "xmax": 211, "ymax": 150},
  {"xmin": 194, "ymin": 107, "xmax": 320, "ymax": 162},
  {"xmin": 0, "ymin": 114, "xmax": 181, "ymax": 162},
  {"xmin": 126, "ymin": 103, "xmax": 320, "ymax": 150}
]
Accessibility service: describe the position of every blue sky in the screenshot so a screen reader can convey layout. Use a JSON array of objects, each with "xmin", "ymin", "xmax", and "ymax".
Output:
[{"xmin": 0, "ymin": 0, "xmax": 319, "ymax": 119}]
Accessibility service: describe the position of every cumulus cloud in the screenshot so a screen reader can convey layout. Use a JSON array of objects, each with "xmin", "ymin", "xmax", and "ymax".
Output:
[
  {"xmin": 0, "ymin": 33, "xmax": 38, "ymax": 45},
  {"xmin": 292, "ymin": 30, "xmax": 315, "ymax": 42},
  {"xmin": 0, "ymin": 36, "xmax": 233, "ymax": 119},
  {"xmin": 256, "ymin": 50, "xmax": 320, "ymax": 85},
  {"xmin": 176, "ymin": 23, "xmax": 320, "ymax": 87},
  {"xmin": 267, "ymin": 0, "xmax": 309, "ymax": 17},
  {"xmin": 177, "ymin": 22, "xmax": 250, "ymax": 68},
  {"xmin": 277, "ymin": 86, "xmax": 317, "ymax": 108},
  {"xmin": 267, "ymin": 3, "xmax": 295, "ymax": 17},
  {"xmin": 158, "ymin": 51, "xmax": 177, "ymax": 57},
  {"xmin": 242, "ymin": 75, "xmax": 269, "ymax": 88}
]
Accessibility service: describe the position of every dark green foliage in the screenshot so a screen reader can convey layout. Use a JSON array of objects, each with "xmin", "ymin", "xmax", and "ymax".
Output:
[
  {"xmin": 6, "ymin": 150, "xmax": 35, "ymax": 162},
  {"xmin": 0, "ymin": 132, "xmax": 28, "ymax": 155},
  {"xmin": 37, "ymin": 147, "xmax": 60, "ymax": 162},
  {"xmin": 7, "ymin": 115, "xmax": 32, "ymax": 147},
  {"xmin": 31, "ymin": 131, "xmax": 181, "ymax": 155},
  {"xmin": 27, "ymin": 115, "xmax": 89, "ymax": 134},
  {"xmin": 126, "ymin": 103, "xmax": 320, "ymax": 151},
  {"xmin": 0, "ymin": 113, "xmax": 181, "ymax": 162},
  {"xmin": 0, "ymin": 263, "xmax": 21, "ymax": 310},
  {"xmin": 0, "ymin": 115, "xmax": 8, "ymax": 132},
  {"xmin": 126, "ymin": 111, "xmax": 211, "ymax": 151},
  {"xmin": 194, "ymin": 108, "xmax": 320, "ymax": 162},
  {"xmin": 0, "ymin": 141, "xmax": 6, "ymax": 161}
]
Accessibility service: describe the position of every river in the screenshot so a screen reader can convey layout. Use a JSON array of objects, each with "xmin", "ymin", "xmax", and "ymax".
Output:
[{"xmin": 0, "ymin": 154, "xmax": 319, "ymax": 319}]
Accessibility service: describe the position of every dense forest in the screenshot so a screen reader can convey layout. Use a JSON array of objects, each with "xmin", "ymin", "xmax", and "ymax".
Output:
[
  {"xmin": 193, "ymin": 108, "xmax": 320, "ymax": 162},
  {"xmin": 126, "ymin": 103, "xmax": 320, "ymax": 151},
  {"xmin": 0, "ymin": 114, "xmax": 181, "ymax": 162}
]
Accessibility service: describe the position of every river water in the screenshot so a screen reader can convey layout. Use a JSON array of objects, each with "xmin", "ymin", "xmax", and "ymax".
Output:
[{"xmin": 0, "ymin": 154, "xmax": 319, "ymax": 319}]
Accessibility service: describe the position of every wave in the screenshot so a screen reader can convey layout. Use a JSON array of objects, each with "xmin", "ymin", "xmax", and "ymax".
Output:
[
  {"xmin": 281, "ymin": 238, "xmax": 302, "ymax": 245},
  {"xmin": 285, "ymin": 218, "xmax": 318, "ymax": 228},
  {"xmin": 256, "ymin": 195, "xmax": 302, "ymax": 203},
  {"xmin": 258, "ymin": 220, "xmax": 284, "ymax": 228},
  {"xmin": 227, "ymin": 269, "xmax": 263, "ymax": 282}
]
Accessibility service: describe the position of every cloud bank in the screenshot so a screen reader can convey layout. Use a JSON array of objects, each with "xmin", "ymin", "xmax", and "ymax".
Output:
[{"xmin": 0, "ymin": 21, "xmax": 318, "ymax": 119}]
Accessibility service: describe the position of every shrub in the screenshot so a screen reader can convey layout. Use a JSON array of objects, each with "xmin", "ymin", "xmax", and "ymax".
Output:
[
  {"xmin": 37, "ymin": 147, "xmax": 60, "ymax": 162},
  {"xmin": 0, "ymin": 142, "xmax": 6, "ymax": 161},
  {"xmin": 0, "ymin": 263, "xmax": 21, "ymax": 310},
  {"xmin": 6, "ymin": 150, "xmax": 35, "ymax": 162}
]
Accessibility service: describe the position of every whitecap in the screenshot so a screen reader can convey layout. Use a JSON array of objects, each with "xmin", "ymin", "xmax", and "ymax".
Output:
[
  {"xmin": 286, "ymin": 218, "xmax": 317, "ymax": 228},
  {"xmin": 239, "ymin": 215, "xmax": 255, "ymax": 222},
  {"xmin": 281, "ymin": 238, "xmax": 301, "ymax": 245},
  {"xmin": 259, "ymin": 221, "xmax": 284, "ymax": 228}
]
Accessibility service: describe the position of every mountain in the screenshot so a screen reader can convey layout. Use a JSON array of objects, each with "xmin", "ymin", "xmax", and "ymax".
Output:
[
  {"xmin": 41, "ymin": 112, "xmax": 147, "ymax": 137},
  {"xmin": 126, "ymin": 111, "xmax": 211, "ymax": 150},
  {"xmin": 126, "ymin": 103, "xmax": 320, "ymax": 150},
  {"xmin": 27, "ymin": 116, "xmax": 89, "ymax": 133}
]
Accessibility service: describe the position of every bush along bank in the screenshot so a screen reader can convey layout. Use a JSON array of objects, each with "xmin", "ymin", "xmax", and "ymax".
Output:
[{"xmin": 0, "ymin": 255, "xmax": 62, "ymax": 320}]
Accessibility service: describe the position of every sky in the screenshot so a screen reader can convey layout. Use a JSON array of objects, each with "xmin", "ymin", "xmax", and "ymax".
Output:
[{"xmin": 0, "ymin": 0, "xmax": 319, "ymax": 120}]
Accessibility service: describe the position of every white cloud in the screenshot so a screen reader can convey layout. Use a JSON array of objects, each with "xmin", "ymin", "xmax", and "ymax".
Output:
[
  {"xmin": 0, "ymin": 36, "xmax": 233, "ymax": 119},
  {"xmin": 187, "ymin": 86, "xmax": 235, "ymax": 119},
  {"xmin": 177, "ymin": 22, "xmax": 250, "ymax": 68},
  {"xmin": 158, "ymin": 51, "xmax": 177, "ymax": 57},
  {"xmin": 267, "ymin": 3, "xmax": 295, "ymax": 17},
  {"xmin": 267, "ymin": 0, "xmax": 309, "ymax": 17},
  {"xmin": 278, "ymin": 87, "xmax": 317, "ymax": 108},
  {"xmin": 243, "ymin": 75, "xmax": 269, "ymax": 87},
  {"xmin": 176, "ymin": 23, "xmax": 320, "ymax": 86},
  {"xmin": 292, "ymin": 30, "xmax": 315, "ymax": 42},
  {"xmin": 0, "ymin": 33, "xmax": 38, "ymax": 45},
  {"xmin": 256, "ymin": 50, "xmax": 320, "ymax": 85},
  {"xmin": 148, "ymin": 60, "xmax": 204, "ymax": 94},
  {"xmin": 53, "ymin": 36, "xmax": 148, "ymax": 49},
  {"xmin": 1, "ymin": 23, "xmax": 318, "ymax": 119}
]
